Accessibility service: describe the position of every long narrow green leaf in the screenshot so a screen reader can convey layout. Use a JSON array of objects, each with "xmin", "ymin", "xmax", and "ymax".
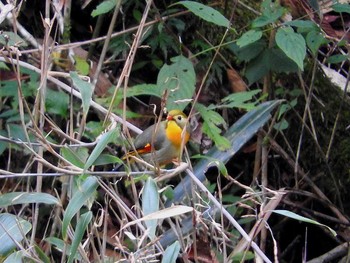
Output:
[
  {"xmin": 0, "ymin": 213, "xmax": 32, "ymax": 255},
  {"xmin": 142, "ymin": 178, "xmax": 159, "ymax": 240},
  {"xmin": 84, "ymin": 129, "xmax": 119, "ymax": 171},
  {"xmin": 0, "ymin": 192, "xmax": 59, "ymax": 207},
  {"xmin": 161, "ymin": 241, "xmax": 180, "ymax": 263},
  {"xmin": 67, "ymin": 211, "xmax": 92, "ymax": 263},
  {"xmin": 62, "ymin": 176, "xmax": 98, "ymax": 239},
  {"xmin": 273, "ymin": 210, "xmax": 337, "ymax": 236}
]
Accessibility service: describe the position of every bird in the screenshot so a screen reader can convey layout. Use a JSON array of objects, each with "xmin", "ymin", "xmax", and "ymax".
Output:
[{"xmin": 124, "ymin": 109, "xmax": 191, "ymax": 167}]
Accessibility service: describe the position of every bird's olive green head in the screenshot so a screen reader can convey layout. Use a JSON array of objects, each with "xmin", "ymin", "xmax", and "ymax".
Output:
[{"xmin": 166, "ymin": 110, "xmax": 188, "ymax": 130}]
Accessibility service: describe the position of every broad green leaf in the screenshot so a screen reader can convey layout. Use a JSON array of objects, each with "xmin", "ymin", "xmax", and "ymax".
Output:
[
  {"xmin": 7, "ymin": 124, "xmax": 27, "ymax": 142},
  {"xmin": 84, "ymin": 129, "xmax": 119, "ymax": 170},
  {"xmin": 46, "ymin": 88, "xmax": 69, "ymax": 117},
  {"xmin": 252, "ymin": 0, "xmax": 285, "ymax": 28},
  {"xmin": 176, "ymin": 1, "xmax": 229, "ymax": 28},
  {"xmin": 157, "ymin": 55, "xmax": 195, "ymax": 111},
  {"xmin": 268, "ymin": 48, "xmax": 299, "ymax": 73},
  {"xmin": 326, "ymin": 54, "xmax": 349, "ymax": 64},
  {"xmin": 70, "ymin": 71, "xmax": 93, "ymax": 115},
  {"xmin": 142, "ymin": 178, "xmax": 159, "ymax": 240},
  {"xmin": 61, "ymin": 146, "xmax": 89, "ymax": 169},
  {"xmin": 332, "ymin": 3, "xmax": 350, "ymax": 14},
  {"xmin": 273, "ymin": 119, "xmax": 289, "ymax": 131},
  {"xmin": 284, "ymin": 20, "xmax": 316, "ymax": 29},
  {"xmin": 3, "ymin": 250, "xmax": 25, "ymax": 263},
  {"xmin": 306, "ymin": 30, "xmax": 327, "ymax": 55},
  {"xmin": 67, "ymin": 211, "xmax": 92, "ymax": 263},
  {"xmin": 273, "ymin": 210, "xmax": 337, "ymax": 236},
  {"xmin": 236, "ymin": 30, "xmax": 262, "ymax": 48},
  {"xmin": 62, "ymin": 176, "xmax": 98, "ymax": 239},
  {"xmin": 0, "ymin": 192, "xmax": 59, "ymax": 207},
  {"xmin": 0, "ymin": 31, "xmax": 27, "ymax": 47},
  {"xmin": 228, "ymin": 40, "xmax": 266, "ymax": 62},
  {"xmin": 73, "ymin": 56, "xmax": 90, "ymax": 76},
  {"xmin": 91, "ymin": 0, "xmax": 116, "ymax": 17},
  {"xmin": 0, "ymin": 213, "xmax": 32, "ymax": 255},
  {"xmin": 276, "ymin": 27, "xmax": 306, "ymax": 70},
  {"xmin": 162, "ymin": 241, "xmax": 180, "ymax": 263}
]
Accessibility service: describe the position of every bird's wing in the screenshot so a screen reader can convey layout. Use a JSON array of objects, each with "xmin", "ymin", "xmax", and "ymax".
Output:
[{"xmin": 133, "ymin": 122, "xmax": 167, "ymax": 152}]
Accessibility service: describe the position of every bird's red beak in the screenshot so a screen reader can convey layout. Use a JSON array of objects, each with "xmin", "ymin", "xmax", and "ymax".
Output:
[{"xmin": 167, "ymin": 115, "xmax": 174, "ymax": 121}]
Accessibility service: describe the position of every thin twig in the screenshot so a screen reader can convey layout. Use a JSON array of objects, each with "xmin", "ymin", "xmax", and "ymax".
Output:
[{"xmin": 185, "ymin": 168, "xmax": 272, "ymax": 263}]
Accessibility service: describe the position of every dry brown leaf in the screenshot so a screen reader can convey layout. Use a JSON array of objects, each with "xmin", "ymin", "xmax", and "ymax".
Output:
[{"xmin": 227, "ymin": 68, "xmax": 247, "ymax": 93}]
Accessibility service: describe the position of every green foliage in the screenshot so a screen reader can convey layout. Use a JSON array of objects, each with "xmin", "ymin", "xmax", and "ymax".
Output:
[
  {"xmin": 175, "ymin": 1, "xmax": 230, "ymax": 28},
  {"xmin": 191, "ymin": 154, "xmax": 228, "ymax": 177},
  {"xmin": 70, "ymin": 71, "xmax": 93, "ymax": 116},
  {"xmin": 61, "ymin": 146, "xmax": 89, "ymax": 169},
  {"xmin": 332, "ymin": 3, "xmax": 350, "ymax": 14},
  {"xmin": 326, "ymin": 54, "xmax": 349, "ymax": 64},
  {"xmin": 195, "ymin": 90, "xmax": 262, "ymax": 150},
  {"xmin": 196, "ymin": 103, "xmax": 230, "ymax": 151},
  {"xmin": 45, "ymin": 237, "xmax": 82, "ymax": 261},
  {"xmin": 273, "ymin": 210, "xmax": 337, "ymax": 236},
  {"xmin": 62, "ymin": 176, "xmax": 98, "ymax": 239},
  {"xmin": 157, "ymin": 55, "xmax": 196, "ymax": 110},
  {"xmin": 91, "ymin": 0, "xmax": 116, "ymax": 17},
  {"xmin": 231, "ymin": 251, "xmax": 255, "ymax": 262},
  {"xmin": 142, "ymin": 177, "xmax": 159, "ymax": 239},
  {"xmin": 251, "ymin": 0, "xmax": 285, "ymax": 28},
  {"xmin": 0, "ymin": 31, "xmax": 27, "ymax": 47},
  {"xmin": 275, "ymin": 27, "xmax": 306, "ymax": 70},
  {"xmin": 46, "ymin": 88, "xmax": 69, "ymax": 117},
  {"xmin": 0, "ymin": 213, "xmax": 32, "ymax": 256},
  {"xmin": 306, "ymin": 30, "xmax": 328, "ymax": 56},
  {"xmin": 67, "ymin": 211, "xmax": 92, "ymax": 263},
  {"xmin": 84, "ymin": 128, "xmax": 120, "ymax": 170},
  {"xmin": 73, "ymin": 56, "xmax": 90, "ymax": 76},
  {"xmin": 236, "ymin": 30, "xmax": 263, "ymax": 48},
  {"xmin": 161, "ymin": 241, "xmax": 180, "ymax": 263},
  {"xmin": 0, "ymin": 192, "xmax": 59, "ymax": 207},
  {"xmin": 274, "ymin": 87, "xmax": 302, "ymax": 131},
  {"xmin": 220, "ymin": 89, "xmax": 262, "ymax": 110},
  {"xmin": 244, "ymin": 47, "xmax": 299, "ymax": 84}
]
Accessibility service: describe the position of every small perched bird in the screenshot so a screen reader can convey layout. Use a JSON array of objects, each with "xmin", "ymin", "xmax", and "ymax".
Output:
[{"xmin": 124, "ymin": 110, "xmax": 191, "ymax": 166}]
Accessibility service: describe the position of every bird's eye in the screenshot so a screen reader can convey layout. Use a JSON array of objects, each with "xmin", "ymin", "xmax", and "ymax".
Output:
[{"xmin": 177, "ymin": 116, "xmax": 182, "ymax": 121}]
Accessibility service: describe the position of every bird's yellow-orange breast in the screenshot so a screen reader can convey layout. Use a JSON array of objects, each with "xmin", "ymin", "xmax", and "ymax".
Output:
[{"xmin": 165, "ymin": 120, "xmax": 190, "ymax": 148}]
